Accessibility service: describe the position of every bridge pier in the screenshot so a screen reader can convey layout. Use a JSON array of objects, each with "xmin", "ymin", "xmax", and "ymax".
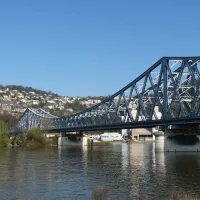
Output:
[
  {"xmin": 164, "ymin": 134, "xmax": 200, "ymax": 152},
  {"xmin": 58, "ymin": 132, "xmax": 88, "ymax": 146},
  {"xmin": 154, "ymin": 130, "xmax": 200, "ymax": 152}
]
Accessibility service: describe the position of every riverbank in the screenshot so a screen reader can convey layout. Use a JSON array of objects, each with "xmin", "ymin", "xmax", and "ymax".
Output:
[
  {"xmin": 12, "ymin": 130, "xmax": 58, "ymax": 148},
  {"xmin": 1, "ymin": 128, "xmax": 58, "ymax": 148}
]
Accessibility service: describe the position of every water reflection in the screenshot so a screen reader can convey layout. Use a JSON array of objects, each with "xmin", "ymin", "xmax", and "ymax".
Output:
[
  {"xmin": 165, "ymin": 152, "xmax": 200, "ymax": 195},
  {"xmin": 1, "ymin": 144, "xmax": 200, "ymax": 199},
  {"xmin": 129, "ymin": 143, "xmax": 162, "ymax": 199}
]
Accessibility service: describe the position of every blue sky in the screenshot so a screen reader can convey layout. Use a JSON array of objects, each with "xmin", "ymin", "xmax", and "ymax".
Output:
[{"xmin": 0, "ymin": 0, "xmax": 199, "ymax": 97}]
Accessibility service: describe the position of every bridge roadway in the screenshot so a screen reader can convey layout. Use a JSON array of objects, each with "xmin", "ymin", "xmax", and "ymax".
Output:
[
  {"xmin": 17, "ymin": 57, "xmax": 200, "ymax": 134},
  {"xmin": 47, "ymin": 117, "xmax": 200, "ymax": 133}
]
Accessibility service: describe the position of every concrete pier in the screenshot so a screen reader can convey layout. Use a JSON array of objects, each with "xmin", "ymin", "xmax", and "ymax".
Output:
[
  {"xmin": 58, "ymin": 135, "xmax": 88, "ymax": 146},
  {"xmin": 155, "ymin": 136, "xmax": 165, "ymax": 152},
  {"xmin": 164, "ymin": 135, "xmax": 200, "ymax": 152},
  {"xmin": 154, "ymin": 131, "xmax": 200, "ymax": 152}
]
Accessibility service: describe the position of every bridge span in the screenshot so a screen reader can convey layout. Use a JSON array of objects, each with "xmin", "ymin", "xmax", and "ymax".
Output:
[
  {"xmin": 15, "ymin": 57, "xmax": 200, "ymax": 151},
  {"xmin": 17, "ymin": 57, "xmax": 200, "ymax": 134}
]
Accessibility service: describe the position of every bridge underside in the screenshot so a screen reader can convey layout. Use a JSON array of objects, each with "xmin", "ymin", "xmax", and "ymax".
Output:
[{"xmin": 17, "ymin": 57, "xmax": 200, "ymax": 133}]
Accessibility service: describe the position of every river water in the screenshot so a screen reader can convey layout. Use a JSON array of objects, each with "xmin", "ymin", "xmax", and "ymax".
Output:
[{"xmin": 1, "ymin": 143, "xmax": 200, "ymax": 200}]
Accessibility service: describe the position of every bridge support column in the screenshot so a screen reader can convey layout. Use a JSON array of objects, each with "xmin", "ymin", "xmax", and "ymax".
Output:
[
  {"xmin": 154, "ymin": 130, "xmax": 200, "ymax": 152},
  {"xmin": 82, "ymin": 135, "xmax": 88, "ymax": 146},
  {"xmin": 155, "ymin": 136, "xmax": 165, "ymax": 152},
  {"xmin": 58, "ymin": 132, "xmax": 88, "ymax": 146},
  {"xmin": 164, "ymin": 135, "xmax": 200, "ymax": 152},
  {"xmin": 154, "ymin": 131, "xmax": 165, "ymax": 152}
]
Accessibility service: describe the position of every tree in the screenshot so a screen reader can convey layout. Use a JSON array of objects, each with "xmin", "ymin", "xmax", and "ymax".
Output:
[{"xmin": 0, "ymin": 112, "xmax": 18, "ymax": 130}]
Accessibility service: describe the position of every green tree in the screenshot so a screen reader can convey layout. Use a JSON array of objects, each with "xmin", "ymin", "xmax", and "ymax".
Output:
[{"xmin": 0, "ymin": 112, "xmax": 18, "ymax": 129}]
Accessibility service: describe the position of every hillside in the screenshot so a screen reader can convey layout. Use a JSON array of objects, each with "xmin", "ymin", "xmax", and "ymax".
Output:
[
  {"xmin": 0, "ymin": 85, "xmax": 104, "ymax": 117},
  {"xmin": 0, "ymin": 85, "xmax": 59, "ymax": 97}
]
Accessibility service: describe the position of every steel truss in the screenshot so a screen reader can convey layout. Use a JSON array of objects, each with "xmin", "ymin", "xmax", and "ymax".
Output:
[
  {"xmin": 18, "ymin": 57, "xmax": 200, "ymax": 132},
  {"xmin": 18, "ymin": 108, "xmax": 58, "ymax": 132}
]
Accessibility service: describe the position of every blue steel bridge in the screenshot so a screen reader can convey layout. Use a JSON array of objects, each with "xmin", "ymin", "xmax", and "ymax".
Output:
[{"xmin": 18, "ymin": 57, "xmax": 200, "ymax": 133}]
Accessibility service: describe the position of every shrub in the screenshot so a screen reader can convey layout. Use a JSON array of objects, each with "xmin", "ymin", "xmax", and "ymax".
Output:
[
  {"xmin": 26, "ymin": 128, "xmax": 45, "ymax": 145},
  {"xmin": 13, "ymin": 134, "xmax": 26, "ymax": 147},
  {"xmin": 0, "ymin": 120, "xmax": 9, "ymax": 147}
]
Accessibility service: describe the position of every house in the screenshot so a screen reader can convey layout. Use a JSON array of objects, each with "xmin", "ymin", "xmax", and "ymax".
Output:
[
  {"xmin": 32, "ymin": 100, "xmax": 39, "ymax": 105},
  {"xmin": 29, "ymin": 92, "xmax": 36, "ymax": 95},
  {"xmin": 1, "ymin": 104, "xmax": 12, "ymax": 112},
  {"xmin": 58, "ymin": 105, "xmax": 64, "ymax": 110},
  {"xmin": 10, "ymin": 92, "xmax": 15, "ymax": 97},
  {"xmin": 47, "ymin": 100, "xmax": 56, "ymax": 104},
  {"xmin": 3, "ymin": 95, "xmax": 11, "ymax": 101},
  {"xmin": 17, "ymin": 94, "xmax": 24, "ymax": 99},
  {"xmin": 48, "ymin": 105, "xmax": 54, "ymax": 109},
  {"xmin": 39, "ymin": 96, "xmax": 44, "ymax": 100},
  {"xmin": 20, "ymin": 99, "xmax": 27, "ymax": 103},
  {"xmin": 17, "ymin": 108, "xmax": 26, "ymax": 113}
]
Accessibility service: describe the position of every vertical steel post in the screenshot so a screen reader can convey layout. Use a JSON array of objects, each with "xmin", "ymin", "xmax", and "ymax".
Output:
[
  {"xmin": 162, "ymin": 58, "xmax": 168, "ymax": 120},
  {"xmin": 26, "ymin": 111, "xmax": 29, "ymax": 130}
]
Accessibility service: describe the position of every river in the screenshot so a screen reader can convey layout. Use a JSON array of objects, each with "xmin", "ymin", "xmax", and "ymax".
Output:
[{"xmin": 1, "ymin": 143, "xmax": 200, "ymax": 200}]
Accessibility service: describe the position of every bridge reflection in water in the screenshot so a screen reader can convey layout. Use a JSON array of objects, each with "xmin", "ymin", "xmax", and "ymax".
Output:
[{"xmin": 1, "ymin": 143, "xmax": 200, "ymax": 199}]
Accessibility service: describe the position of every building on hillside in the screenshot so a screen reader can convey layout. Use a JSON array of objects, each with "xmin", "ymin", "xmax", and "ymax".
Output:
[
  {"xmin": 47, "ymin": 105, "xmax": 54, "ymax": 110},
  {"xmin": 58, "ymin": 105, "xmax": 64, "ymax": 110},
  {"xmin": 17, "ymin": 94, "xmax": 24, "ymax": 99},
  {"xmin": 29, "ymin": 92, "xmax": 36, "ymax": 95},
  {"xmin": 20, "ymin": 99, "xmax": 27, "ymax": 103},
  {"xmin": 1, "ymin": 104, "xmax": 12, "ymax": 112},
  {"xmin": 47, "ymin": 100, "xmax": 56, "ymax": 104},
  {"xmin": 32, "ymin": 100, "xmax": 40, "ymax": 105},
  {"xmin": 3, "ymin": 95, "xmax": 11, "ymax": 101}
]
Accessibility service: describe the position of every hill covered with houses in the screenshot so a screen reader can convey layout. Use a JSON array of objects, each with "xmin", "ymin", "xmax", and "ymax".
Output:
[{"xmin": 0, "ymin": 85, "xmax": 105, "ymax": 118}]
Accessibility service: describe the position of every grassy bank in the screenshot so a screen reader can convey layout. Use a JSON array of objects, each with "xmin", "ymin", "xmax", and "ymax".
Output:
[
  {"xmin": 11, "ymin": 128, "xmax": 58, "ymax": 147},
  {"xmin": 0, "ymin": 119, "xmax": 58, "ymax": 148}
]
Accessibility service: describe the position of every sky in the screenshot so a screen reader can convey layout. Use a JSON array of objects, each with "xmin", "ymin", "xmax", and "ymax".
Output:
[{"xmin": 0, "ymin": 0, "xmax": 200, "ymax": 97}]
